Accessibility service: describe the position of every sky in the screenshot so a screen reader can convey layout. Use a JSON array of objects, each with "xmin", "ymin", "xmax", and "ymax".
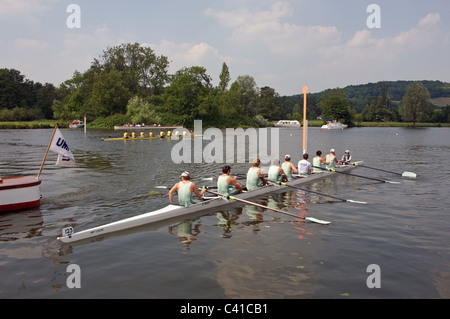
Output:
[{"xmin": 1, "ymin": 0, "xmax": 449, "ymax": 96}]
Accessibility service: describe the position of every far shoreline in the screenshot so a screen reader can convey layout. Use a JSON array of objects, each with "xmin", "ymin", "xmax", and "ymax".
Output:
[{"xmin": 0, "ymin": 120, "xmax": 449, "ymax": 130}]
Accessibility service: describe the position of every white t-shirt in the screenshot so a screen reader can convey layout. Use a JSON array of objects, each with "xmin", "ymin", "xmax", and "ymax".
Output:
[{"xmin": 298, "ymin": 159, "xmax": 312, "ymax": 175}]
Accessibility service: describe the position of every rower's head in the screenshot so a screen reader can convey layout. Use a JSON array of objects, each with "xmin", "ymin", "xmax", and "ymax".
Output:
[
  {"xmin": 303, "ymin": 153, "xmax": 309, "ymax": 160},
  {"xmin": 285, "ymin": 154, "xmax": 291, "ymax": 162},
  {"xmin": 330, "ymin": 149, "xmax": 335, "ymax": 155},
  {"xmin": 316, "ymin": 150, "xmax": 322, "ymax": 156},
  {"xmin": 180, "ymin": 171, "xmax": 191, "ymax": 180},
  {"xmin": 345, "ymin": 150, "xmax": 350, "ymax": 155},
  {"xmin": 222, "ymin": 165, "xmax": 231, "ymax": 174},
  {"xmin": 252, "ymin": 158, "xmax": 261, "ymax": 167},
  {"xmin": 272, "ymin": 159, "xmax": 280, "ymax": 166}
]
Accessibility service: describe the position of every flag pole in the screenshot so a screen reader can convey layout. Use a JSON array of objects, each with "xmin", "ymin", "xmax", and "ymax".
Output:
[
  {"xmin": 302, "ymin": 86, "xmax": 308, "ymax": 154},
  {"xmin": 37, "ymin": 123, "xmax": 58, "ymax": 179}
]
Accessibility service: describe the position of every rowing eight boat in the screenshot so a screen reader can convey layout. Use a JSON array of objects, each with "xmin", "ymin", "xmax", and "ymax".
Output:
[
  {"xmin": 57, "ymin": 161, "xmax": 363, "ymax": 244},
  {"xmin": 102, "ymin": 135, "xmax": 203, "ymax": 141}
]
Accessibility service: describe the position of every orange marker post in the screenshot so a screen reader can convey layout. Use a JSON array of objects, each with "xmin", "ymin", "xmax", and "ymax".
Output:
[{"xmin": 302, "ymin": 86, "xmax": 308, "ymax": 154}]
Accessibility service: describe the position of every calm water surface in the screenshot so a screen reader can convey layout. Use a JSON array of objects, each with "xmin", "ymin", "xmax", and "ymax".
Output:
[{"xmin": 0, "ymin": 126, "xmax": 449, "ymax": 299}]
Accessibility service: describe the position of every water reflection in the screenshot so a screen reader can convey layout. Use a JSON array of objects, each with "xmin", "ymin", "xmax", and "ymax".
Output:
[{"xmin": 168, "ymin": 220, "xmax": 204, "ymax": 249}]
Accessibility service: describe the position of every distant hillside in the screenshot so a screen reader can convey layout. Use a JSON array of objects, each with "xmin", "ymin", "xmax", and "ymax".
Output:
[{"xmin": 280, "ymin": 80, "xmax": 450, "ymax": 115}]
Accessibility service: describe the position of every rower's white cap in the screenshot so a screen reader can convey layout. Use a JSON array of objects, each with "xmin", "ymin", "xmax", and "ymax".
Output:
[
  {"xmin": 330, "ymin": 149, "xmax": 335, "ymax": 153},
  {"xmin": 345, "ymin": 150, "xmax": 350, "ymax": 153},
  {"xmin": 285, "ymin": 154, "xmax": 291, "ymax": 159},
  {"xmin": 180, "ymin": 171, "xmax": 190, "ymax": 177}
]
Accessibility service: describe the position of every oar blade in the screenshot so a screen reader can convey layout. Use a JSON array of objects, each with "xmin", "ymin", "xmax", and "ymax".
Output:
[
  {"xmin": 346, "ymin": 199, "xmax": 368, "ymax": 205},
  {"xmin": 385, "ymin": 180, "xmax": 401, "ymax": 184},
  {"xmin": 402, "ymin": 171, "xmax": 417, "ymax": 179},
  {"xmin": 154, "ymin": 186, "xmax": 169, "ymax": 189},
  {"xmin": 305, "ymin": 217, "xmax": 331, "ymax": 225}
]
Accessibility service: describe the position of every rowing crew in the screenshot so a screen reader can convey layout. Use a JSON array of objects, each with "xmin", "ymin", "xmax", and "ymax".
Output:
[
  {"xmin": 123, "ymin": 129, "xmax": 172, "ymax": 139},
  {"xmin": 123, "ymin": 129, "xmax": 196, "ymax": 139},
  {"xmin": 168, "ymin": 149, "xmax": 352, "ymax": 207}
]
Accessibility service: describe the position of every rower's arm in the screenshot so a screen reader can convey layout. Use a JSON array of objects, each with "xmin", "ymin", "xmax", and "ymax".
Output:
[
  {"xmin": 291, "ymin": 163, "xmax": 298, "ymax": 173},
  {"xmin": 230, "ymin": 177, "xmax": 242, "ymax": 191},
  {"xmin": 168, "ymin": 184, "xmax": 178, "ymax": 204},
  {"xmin": 192, "ymin": 183, "xmax": 205, "ymax": 199}
]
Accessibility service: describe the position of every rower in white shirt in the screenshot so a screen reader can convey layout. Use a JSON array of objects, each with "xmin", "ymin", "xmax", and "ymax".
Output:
[{"xmin": 298, "ymin": 153, "xmax": 312, "ymax": 176}]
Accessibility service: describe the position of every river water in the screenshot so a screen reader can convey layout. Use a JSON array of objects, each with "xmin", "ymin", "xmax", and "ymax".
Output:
[{"xmin": 0, "ymin": 126, "xmax": 449, "ymax": 299}]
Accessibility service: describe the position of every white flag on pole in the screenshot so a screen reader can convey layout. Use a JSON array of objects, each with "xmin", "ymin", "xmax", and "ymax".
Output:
[
  {"xmin": 50, "ymin": 128, "xmax": 75, "ymax": 165},
  {"xmin": 55, "ymin": 154, "xmax": 76, "ymax": 166}
]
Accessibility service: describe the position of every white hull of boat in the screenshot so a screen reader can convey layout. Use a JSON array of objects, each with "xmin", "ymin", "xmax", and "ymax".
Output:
[
  {"xmin": 274, "ymin": 120, "xmax": 301, "ymax": 128},
  {"xmin": 321, "ymin": 123, "xmax": 348, "ymax": 130},
  {"xmin": 0, "ymin": 176, "xmax": 41, "ymax": 212},
  {"xmin": 58, "ymin": 162, "xmax": 363, "ymax": 244}
]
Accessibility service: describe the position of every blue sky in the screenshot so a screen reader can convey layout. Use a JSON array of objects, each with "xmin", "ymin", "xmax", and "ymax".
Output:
[{"xmin": 1, "ymin": 0, "xmax": 449, "ymax": 96}]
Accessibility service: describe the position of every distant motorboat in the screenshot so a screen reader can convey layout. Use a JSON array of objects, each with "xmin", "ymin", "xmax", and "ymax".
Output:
[
  {"xmin": 321, "ymin": 120, "xmax": 348, "ymax": 130},
  {"xmin": 274, "ymin": 120, "xmax": 301, "ymax": 128},
  {"xmin": 69, "ymin": 120, "xmax": 84, "ymax": 128}
]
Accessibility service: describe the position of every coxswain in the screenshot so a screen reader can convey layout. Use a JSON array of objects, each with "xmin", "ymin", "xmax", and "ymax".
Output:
[
  {"xmin": 298, "ymin": 153, "xmax": 312, "ymax": 176},
  {"xmin": 217, "ymin": 165, "xmax": 243, "ymax": 196},
  {"xmin": 169, "ymin": 171, "xmax": 206, "ymax": 207},
  {"xmin": 281, "ymin": 155, "xmax": 298, "ymax": 181},
  {"xmin": 268, "ymin": 159, "xmax": 286, "ymax": 182},
  {"xmin": 339, "ymin": 150, "xmax": 352, "ymax": 165},
  {"xmin": 324, "ymin": 149, "xmax": 339, "ymax": 170},
  {"xmin": 246, "ymin": 158, "xmax": 267, "ymax": 191},
  {"xmin": 123, "ymin": 131, "xmax": 130, "ymax": 139},
  {"xmin": 312, "ymin": 150, "xmax": 326, "ymax": 173}
]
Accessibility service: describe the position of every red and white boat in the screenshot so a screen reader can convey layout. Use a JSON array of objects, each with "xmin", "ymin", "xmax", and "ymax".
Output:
[
  {"xmin": 0, "ymin": 176, "xmax": 42, "ymax": 212},
  {"xmin": 0, "ymin": 124, "xmax": 75, "ymax": 213}
]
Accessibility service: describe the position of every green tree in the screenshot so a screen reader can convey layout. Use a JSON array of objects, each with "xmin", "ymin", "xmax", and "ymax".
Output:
[
  {"xmin": 362, "ymin": 82, "xmax": 392, "ymax": 121},
  {"xmin": 259, "ymin": 86, "xmax": 283, "ymax": 120},
  {"xmin": 163, "ymin": 66, "xmax": 213, "ymax": 123},
  {"xmin": 399, "ymin": 82, "xmax": 433, "ymax": 125},
  {"xmin": 88, "ymin": 70, "xmax": 131, "ymax": 117},
  {"xmin": 236, "ymin": 75, "xmax": 260, "ymax": 117},
  {"xmin": 98, "ymin": 42, "xmax": 170, "ymax": 95},
  {"xmin": 126, "ymin": 96, "xmax": 161, "ymax": 124},
  {"xmin": 218, "ymin": 62, "xmax": 231, "ymax": 91},
  {"xmin": 318, "ymin": 88, "xmax": 354, "ymax": 126}
]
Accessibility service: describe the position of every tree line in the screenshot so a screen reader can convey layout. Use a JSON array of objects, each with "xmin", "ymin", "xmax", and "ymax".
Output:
[{"xmin": 1, "ymin": 42, "xmax": 449, "ymax": 127}]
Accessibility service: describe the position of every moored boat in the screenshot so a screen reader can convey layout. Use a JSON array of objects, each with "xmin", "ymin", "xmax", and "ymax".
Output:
[
  {"xmin": 0, "ymin": 176, "xmax": 41, "ymax": 212},
  {"xmin": 113, "ymin": 125, "xmax": 183, "ymax": 130},
  {"xmin": 274, "ymin": 120, "xmax": 301, "ymax": 128},
  {"xmin": 69, "ymin": 120, "xmax": 84, "ymax": 128},
  {"xmin": 321, "ymin": 120, "xmax": 348, "ymax": 130}
]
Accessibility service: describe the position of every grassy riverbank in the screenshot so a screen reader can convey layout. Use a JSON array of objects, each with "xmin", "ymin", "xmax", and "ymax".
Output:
[
  {"xmin": 1, "ymin": 119, "xmax": 449, "ymax": 129},
  {"xmin": 0, "ymin": 120, "xmax": 70, "ymax": 129}
]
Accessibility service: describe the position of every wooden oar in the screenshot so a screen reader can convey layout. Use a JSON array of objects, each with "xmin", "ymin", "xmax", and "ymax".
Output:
[
  {"xmin": 204, "ymin": 189, "xmax": 331, "ymax": 225},
  {"xmin": 313, "ymin": 166, "xmax": 401, "ymax": 184},
  {"xmin": 262, "ymin": 178, "xmax": 367, "ymax": 204},
  {"xmin": 351, "ymin": 162, "xmax": 416, "ymax": 179}
]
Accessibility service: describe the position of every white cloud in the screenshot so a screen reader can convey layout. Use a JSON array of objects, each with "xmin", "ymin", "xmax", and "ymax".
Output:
[
  {"xmin": 14, "ymin": 38, "xmax": 48, "ymax": 50},
  {"xmin": 147, "ymin": 40, "xmax": 237, "ymax": 73},
  {"xmin": 205, "ymin": 1, "xmax": 341, "ymax": 57},
  {"xmin": 0, "ymin": 0, "xmax": 58, "ymax": 19}
]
